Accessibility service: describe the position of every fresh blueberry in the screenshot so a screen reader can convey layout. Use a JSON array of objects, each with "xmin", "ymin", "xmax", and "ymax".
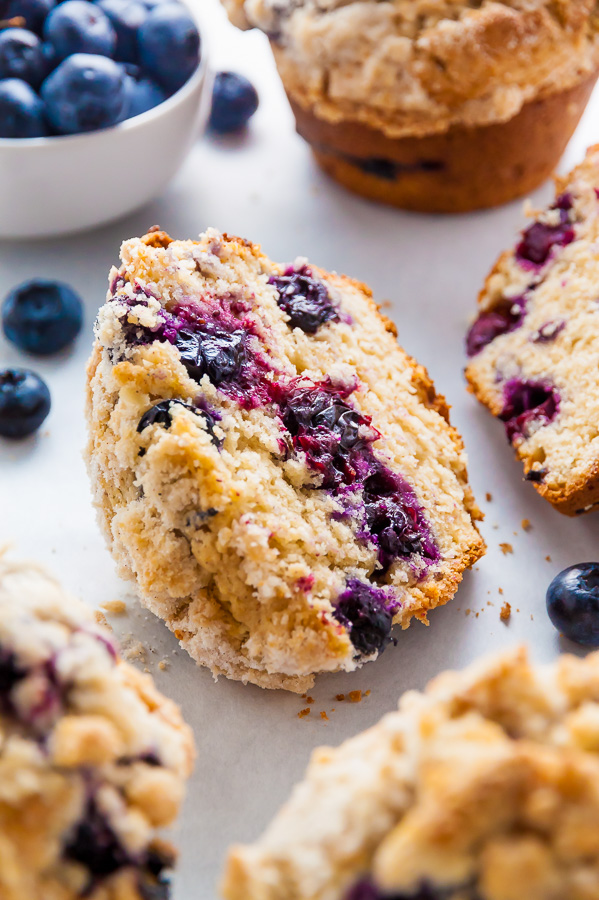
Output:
[
  {"xmin": 121, "ymin": 71, "xmax": 165, "ymax": 118},
  {"xmin": 0, "ymin": 28, "xmax": 47, "ymax": 88},
  {"xmin": 270, "ymin": 267, "xmax": 338, "ymax": 333},
  {"xmin": 2, "ymin": 279, "xmax": 83, "ymax": 355},
  {"xmin": 499, "ymin": 379, "xmax": 559, "ymax": 442},
  {"xmin": 41, "ymin": 53, "xmax": 127, "ymax": 133},
  {"xmin": 547, "ymin": 563, "xmax": 599, "ymax": 646},
  {"xmin": 334, "ymin": 579, "xmax": 393, "ymax": 657},
  {"xmin": 4, "ymin": 0, "xmax": 56, "ymax": 34},
  {"xmin": 43, "ymin": 0, "xmax": 116, "ymax": 60},
  {"xmin": 175, "ymin": 326, "xmax": 245, "ymax": 386},
  {"xmin": 0, "ymin": 368, "xmax": 51, "ymax": 438},
  {"xmin": 138, "ymin": 4, "xmax": 199, "ymax": 92},
  {"xmin": 0, "ymin": 78, "xmax": 47, "ymax": 137},
  {"xmin": 96, "ymin": 0, "xmax": 147, "ymax": 63},
  {"xmin": 65, "ymin": 796, "xmax": 130, "ymax": 878},
  {"xmin": 209, "ymin": 71, "xmax": 258, "ymax": 133}
]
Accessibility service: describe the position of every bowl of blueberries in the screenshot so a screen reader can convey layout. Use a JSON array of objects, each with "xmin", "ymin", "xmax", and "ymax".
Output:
[{"xmin": 0, "ymin": 0, "xmax": 209, "ymax": 238}]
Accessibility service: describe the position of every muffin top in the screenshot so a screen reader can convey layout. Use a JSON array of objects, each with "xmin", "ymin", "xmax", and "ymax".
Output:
[{"xmin": 224, "ymin": 0, "xmax": 599, "ymax": 137}]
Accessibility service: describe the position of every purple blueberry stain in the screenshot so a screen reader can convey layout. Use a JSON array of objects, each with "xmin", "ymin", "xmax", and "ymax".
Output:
[
  {"xmin": 530, "ymin": 319, "xmax": 566, "ymax": 343},
  {"xmin": 516, "ymin": 192, "xmax": 575, "ymax": 268},
  {"xmin": 65, "ymin": 794, "xmax": 130, "ymax": 883},
  {"xmin": 500, "ymin": 379, "xmax": 560, "ymax": 442},
  {"xmin": 270, "ymin": 265, "xmax": 340, "ymax": 334},
  {"xmin": 334, "ymin": 579, "xmax": 397, "ymax": 657},
  {"xmin": 466, "ymin": 295, "xmax": 527, "ymax": 357}
]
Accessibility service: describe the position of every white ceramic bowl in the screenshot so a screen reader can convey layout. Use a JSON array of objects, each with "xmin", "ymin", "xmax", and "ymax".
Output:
[{"xmin": 0, "ymin": 27, "xmax": 210, "ymax": 239}]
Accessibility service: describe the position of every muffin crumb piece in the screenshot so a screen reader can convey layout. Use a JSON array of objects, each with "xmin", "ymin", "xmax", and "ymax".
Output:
[{"xmin": 500, "ymin": 602, "xmax": 512, "ymax": 622}]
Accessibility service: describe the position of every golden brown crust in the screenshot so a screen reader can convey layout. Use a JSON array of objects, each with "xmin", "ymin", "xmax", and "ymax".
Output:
[{"xmin": 289, "ymin": 76, "xmax": 597, "ymax": 212}]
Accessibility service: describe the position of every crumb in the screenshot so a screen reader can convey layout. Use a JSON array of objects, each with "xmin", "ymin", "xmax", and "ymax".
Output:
[
  {"xmin": 320, "ymin": 711, "xmax": 329, "ymax": 721},
  {"xmin": 123, "ymin": 639, "xmax": 147, "ymax": 662},
  {"xmin": 492, "ymin": 524, "xmax": 499, "ymax": 530},
  {"xmin": 298, "ymin": 708, "xmax": 310, "ymax": 719},
  {"xmin": 499, "ymin": 542, "xmax": 513, "ymax": 555},
  {"xmin": 349, "ymin": 690, "xmax": 362, "ymax": 703},
  {"xmin": 546, "ymin": 555, "xmax": 552, "ymax": 562},
  {"xmin": 306, "ymin": 696, "xmax": 314, "ymax": 704},
  {"xmin": 498, "ymin": 587, "xmax": 503, "ymax": 595},
  {"xmin": 147, "ymin": 224, "xmax": 161, "ymax": 233},
  {"xmin": 365, "ymin": 690, "xmax": 371, "ymax": 697},
  {"xmin": 531, "ymin": 614, "xmax": 534, "ymax": 620},
  {"xmin": 331, "ymin": 708, "xmax": 336, "ymax": 712},
  {"xmin": 301, "ymin": 693, "xmax": 306, "ymax": 699},
  {"xmin": 487, "ymin": 601, "xmax": 494, "ymax": 606},
  {"xmin": 101, "ymin": 599, "xmax": 126, "ymax": 615},
  {"xmin": 158, "ymin": 659, "xmax": 170, "ymax": 671},
  {"xmin": 465, "ymin": 608, "xmax": 471, "ymax": 616},
  {"xmin": 94, "ymin": 610, "xmax": 109, "ymax": 628},
  {"xmin": 500, "ymin": 602, "xmax": 512, "ymax": 622},
  {"xmin": 485, "ymin": 492, "xmax": 493, "ymax": 502},
  {"xmin": 521, "ymin": 518, "xmax": 531, "ymax": 531},
  {"xmin": 475, "ymin": 612, "xmax": 479, "ymax": 618},
  {"xmin": 335, "ymin": 693, "xmax": 345, "ymax": 702}
]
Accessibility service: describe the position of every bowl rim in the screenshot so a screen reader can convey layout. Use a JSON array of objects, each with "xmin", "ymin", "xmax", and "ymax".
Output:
[{"xmin": 0, "ymin": 12, "xmax": 208, "ymax": 150}]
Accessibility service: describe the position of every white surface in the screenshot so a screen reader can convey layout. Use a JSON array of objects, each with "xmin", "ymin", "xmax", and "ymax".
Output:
[
  {"xmin": 0, "ymin": 14, "xmax": 210, "ymax": 239},
  {"xmin": 2, "ymin": 3, "xmax": 599, "ymax": 897}
]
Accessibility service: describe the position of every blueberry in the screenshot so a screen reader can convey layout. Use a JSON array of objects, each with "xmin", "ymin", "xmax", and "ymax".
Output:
[
  {"xmin": 175, "ymin": 327, "xmax": 245, "ymax": 386},
  {"xmin": 0, "ymin": 78, "xmax": 47, "ymax": 137},
  {"xmin": 0, "ymin": 368, "xmax": 51, "ymax": 438},
  {"xmin": 43, "ymin": 0, "xmax": 116, "ymax": 60},
  {"xmin": 346, "ymin": 878, "xmax": 448, "ymax": 900},
  {"xmin": 4, "ymin": 0, "xmax": 56, "ymax": 34},
  {"xmin": 121, "ymin": 71, "xmax": 165, "ymax": 118},
  {"xmin": 270, "ymin": 268, "xmax": 338, "ymax": 334},
  {"xmin": 41, "ymin": 53, "xmax": 127, "ymax": 134},
  {"xmin": 516, "ymin": 194, "xmax": 575, "ymax": 267},
  {"xmin": 209, "ymin": 71, "xmax": 258, "ymax": 133},
  {"xmin": 2, "ymin": 279, "xmax": 83, "ymax": 355},
  {"xmin": 363, "ymin": 468, "xmax": 427, "ymax": 569},
  {"xmin": 137, "ymin": 398, "xmax": 220, "ymax": 445},
  {"xmin": 65, "ymin": 796, "xmax": 130, "ymax": 878},
  {"xmin": 465, "ymin": 296, "xmax": 527, "ymax": 357},
  {"xmin": 0, "ymin": 28, "xmax": 46, "ymax": 87},
  {"xmin": 0, "ymin": 649, "xmax": 26, "ymax": 697},
  {"xmin": 138, "ymin": 4, "xmax": 200, "ymax": 92},
  {"xmin": 96, "ymin": 0, "xmax": 147, "ymax": 63},
  {"xmin": 547, "ymin": 563, "xmax": 599, "ymax": 646},
  {"xmin": 139, "ymin": 0, "xmax": 179, "ymax": 7},
  {"xmin": 334, "ymin": 579, "xmax": 393, "ymax": 657},
  {"xmin": 499, "ymin": 379, "xmax": 559, "ymax": 442}
]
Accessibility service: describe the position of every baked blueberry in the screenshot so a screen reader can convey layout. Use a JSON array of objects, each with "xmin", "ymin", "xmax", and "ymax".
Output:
[
  {"xmin": 209, "ymin": 71, "xmax": 258, "ymax": 134},
  {"xmin": 65, "ymin": 796, "xmax": 130, "ymax": 878},
  {"xmin": 465, "ymin": 296, "xmax": 526, "ymax": 357},
  {"xmin": 334, "ymin": 579, "xmax": 394, "ymax": 657},
  {"xmin": 516, "ymin": 194, "xmax": 575, "ymax": 267},
  {"xmin": 499, "ymin": 379, "xmax": 559, "ymax": 442},
  {"xmin": 2, "ymin": 279, "xmax": 83, "ymax": 355},
  {"xmin": 0, "ymin": 368, "xmax": 51, "ymax": 438},
  {"xmin": 0, "ymin": 78, "xmax": 47, "ymax": 137},
  {"xmin": 270, "ymin": 268, "xmax": 338, "ymax": 334},
  {"xmin": 4, "ymin": 0, "xmax": 56, "ymax": 34},
  {"xmin": 0, "ymin": 28, "xmax": 47, "ymax": 88},
  {"xmin": 137, "ymin": 398, "xmax": 220, "ymax": 445},
  {"xmin": 43, "ymin": 0, "xmax": 117, "ymax": 60},
  {"xmin": 41, "ymin": 53, "xmax": 127, "ymax": 133},
  {"xmin": 96, "ymin": 0, "xmax": 147, "ymax": 63},
  {"xmin": 547, "ymin": 562, "xmax": 599, "ymax": 646},
  {"xmin": 121, "ymin": 72, "xmax": 165, "ymax": 118},
  {"xmin": 175, "ymin": 327, "xmax": 245, "ymax": 386},
  {"xmin": 138, "ymin": 4, "xmax": 200, "ymax": 92}
]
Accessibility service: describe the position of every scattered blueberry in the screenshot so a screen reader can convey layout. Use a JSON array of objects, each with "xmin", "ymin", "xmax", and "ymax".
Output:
[
  {"xmin": 499, "ymin": 379, "xmax": 559, "ymax": 442},
  {"xmin": 0, "ymin": 28, "xmax": 47, "ymax": 88},
  {"xmin": 465, "ymin": 296, "xmax": 527, "ymax": 357},
  {"xmin": 138, "ymin": 3, "xmax": 200, "ymax": 92},
  {"xmin": 516, "ymin": 193, "xmax": 575, "ymax": 267},
  {"xmin": 43, "ymin": 0, "xmax": 116, "ymax": 61},
  {"xmin": 2, "ymin": 279, "xmax": 83, "ymax": 355},
  {"xmin": 4, "ymin": 0, "xmax": 56, "ymax": 34},
  {"xmin": 42, "ymin": 52, "xmax": 127, "ymax": 133},
  {"xmin": 96, "ymin": 0, "xmax": 147, "ymax": 63},
  {"xmin": 334, "ymin": 579, "xmax": 394, "ymax": 657},
  {"xmin": 0, "ymin": 368, "xmax": 51, "ymax": 438},
  {"xmin": 121, "ymin": 71, "xmax": 165, "ymax": 118},
  {"xmin": 65, "ymin": 796, "xmax": 130, "ymax": 878},
  {"xmin": 175, "ymin": 326, "xmax": 246, "ymax": 386},
  {"xmin": 547, "ymin": 563, "xmax": 599, "ymax": 646},
  {"xmin": 137, "ymin": 398, "xmax": 220, "ymax": 445},
  {"xmin": 0, "ymin": 77, "xmax": 47, "ymax": 137},
  {"xmin": 270, "ymin": 267, "xmax": 338, "ymax": 333},
  {"xmin": 209, "ymin": 71, "xmax": 258, "ymax": 133}
]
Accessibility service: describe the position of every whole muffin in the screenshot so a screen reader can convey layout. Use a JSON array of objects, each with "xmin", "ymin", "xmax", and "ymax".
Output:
[
  {"xmin": 0, "ymin": 554, "xmax": 194, "ymax": 900},
  {"xmin": 222, "ymin": 645, "xmax": 599, "ymax": 900},
  {"xmin": 224, "ymin": 0, "xmax": 599, "ymax": 212}
]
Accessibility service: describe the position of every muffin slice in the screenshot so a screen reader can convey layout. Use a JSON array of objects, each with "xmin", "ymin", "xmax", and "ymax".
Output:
[
  {"xmin": 86, "ymin": 228, "xmax": 484, "ymax": 692},
  {"xmin": 0, "ymin": 553, "xmax": 194, "ymax": 900},
  {"xmin": 221, "ymin": 646, "xmax": 599, "ymax": 900},
  {"xmin": 466, "ymin": 145, "xmax": 599, "ymax": 515}
]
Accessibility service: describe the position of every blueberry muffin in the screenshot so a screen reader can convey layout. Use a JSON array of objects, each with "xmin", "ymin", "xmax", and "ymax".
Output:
[
  {"xmin": 223, "ymin": 0, "xmax": 599, "ymax": 213},
  {"xmin": 85, "ymin": 228, "xmax": 484, "ymax": 693},
  {"xmin": 222, "ymin": 646, "xmax": 599, "ymax": 900},
  {"xmin": 466, "ymin": 144, "xmax": 599, "ymax": 515},
  {"xmin": 0, "ymin": 553, "xmax": 194, "ymax": 900}
]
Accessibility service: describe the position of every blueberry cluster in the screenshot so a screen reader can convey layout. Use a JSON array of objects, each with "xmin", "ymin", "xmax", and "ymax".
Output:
[
  {"xmin": 0, "ymin": 0, "xmax": 201, "ymax": 137},
  {"xmin": 0, "ymin": 278, "xmax": 83, "ymax": 438}
]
